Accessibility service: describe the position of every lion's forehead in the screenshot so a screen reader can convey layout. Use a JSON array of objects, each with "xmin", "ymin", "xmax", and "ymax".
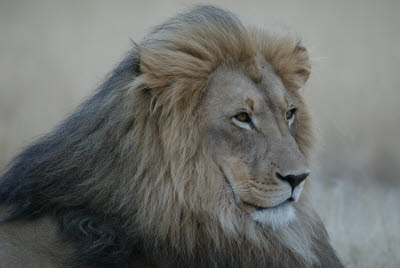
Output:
[{"xmin": 207, "ymin": 63, "xmax": 291, "ymax": 116}]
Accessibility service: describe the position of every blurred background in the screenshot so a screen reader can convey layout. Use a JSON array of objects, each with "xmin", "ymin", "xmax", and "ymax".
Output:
[{"xmin": 0, "ymin": 0, "xmax": 399, "ymax": 267}]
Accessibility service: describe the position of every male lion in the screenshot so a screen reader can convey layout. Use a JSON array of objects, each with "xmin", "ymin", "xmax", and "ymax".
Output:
[{"xmin": 0, "ymin": 5, "xmax": 343, "ymax": 268}]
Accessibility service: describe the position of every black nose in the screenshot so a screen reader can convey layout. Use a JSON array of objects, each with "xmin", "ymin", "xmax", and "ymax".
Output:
[{"xmin": 276, "ymin": 172, "xmax": 309, "ymax": 190}]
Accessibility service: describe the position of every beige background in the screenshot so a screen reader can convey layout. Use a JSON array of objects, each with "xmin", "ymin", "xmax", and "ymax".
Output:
[{"xmin": 0, "ymin": 0, "xmax": 399, "ymax": 267}]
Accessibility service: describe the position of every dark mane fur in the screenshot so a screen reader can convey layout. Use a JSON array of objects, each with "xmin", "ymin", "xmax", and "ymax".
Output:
[
  {"xmin": 0, "ymin": 49, "xmax": 141, "ymax": 266},
  {"xmin": 0, "ymin": 5, "xmax": 342, "ymax": 268}
]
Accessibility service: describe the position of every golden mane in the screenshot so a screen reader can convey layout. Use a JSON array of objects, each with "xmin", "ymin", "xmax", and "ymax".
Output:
[{"xmin": 0, "ymin": 5, "xmax": 342, "ymax": 267}]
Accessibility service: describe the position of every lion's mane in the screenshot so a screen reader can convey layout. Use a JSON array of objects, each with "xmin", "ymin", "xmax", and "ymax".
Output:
[{"xmin": 0, "ymin": 6, "xmax": 342, "ymax": 268}]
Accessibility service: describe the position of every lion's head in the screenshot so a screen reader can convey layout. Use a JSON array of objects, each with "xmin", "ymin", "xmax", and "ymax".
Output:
[
  {"xmin": 135, "ymin": 5, "xmax": 313, "ymax": 230},
  {"xmin": 0, "ymin": 5, "xmax": 342, "ymax": 268},
  {"xmin": 203, "ymin": 62, "xmax": 311, "ymax": 228}
]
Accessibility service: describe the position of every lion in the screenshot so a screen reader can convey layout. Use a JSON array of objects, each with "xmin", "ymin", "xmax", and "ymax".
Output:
[{"xmin": 0, "ymin": 5, "xmax": 343, "ymax": 268}]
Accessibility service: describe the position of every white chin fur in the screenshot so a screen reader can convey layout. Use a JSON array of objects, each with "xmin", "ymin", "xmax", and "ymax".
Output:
[{"xmin": 251, "ymin": 203, "xmax": 295, "ymax": 230}]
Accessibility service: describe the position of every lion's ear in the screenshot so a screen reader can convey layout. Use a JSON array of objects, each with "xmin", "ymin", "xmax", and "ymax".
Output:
[
  {"xmin": 279, "ymin": 44, "xmax": 311, "ymax": 91},
  {"xmin": 264, "ymin": 40, "xmax": 311, "ymax": 91},
  {"xmin": 292, "ymin": 45, "xmax": 311, "ymax": 87},
  {"xmin": 280, "ymin": 44, "xmax": 311, "ymax": 90}
]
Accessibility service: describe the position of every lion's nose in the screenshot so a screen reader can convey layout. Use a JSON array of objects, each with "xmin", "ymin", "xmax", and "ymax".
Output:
[{"xmin": 276, "ymin": 171, "xmax": 309, "ymax": 190}]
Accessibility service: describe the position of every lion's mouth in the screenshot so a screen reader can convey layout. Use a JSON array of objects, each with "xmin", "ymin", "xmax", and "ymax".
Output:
[
  {"xmin": 242, "ymin": 199, "xmax": 292, "ymax": 211},
  {"xmin": 221, "ymin": 170, "xmax": 297, "ymax": 228},
  {"xmin": 220, "ymin": 167, "xmax": 293, "ymax": 212}
]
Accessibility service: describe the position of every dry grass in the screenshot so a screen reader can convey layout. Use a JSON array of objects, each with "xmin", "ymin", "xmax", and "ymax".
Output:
[{"xmin": 313, "ymin": 174, "xmax": 400, "ymax": 267}]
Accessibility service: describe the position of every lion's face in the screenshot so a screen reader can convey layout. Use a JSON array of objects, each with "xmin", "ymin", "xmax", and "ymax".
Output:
[{"xmin": 203, "ymin": 60, "xmax": 310, "ymax": 228}]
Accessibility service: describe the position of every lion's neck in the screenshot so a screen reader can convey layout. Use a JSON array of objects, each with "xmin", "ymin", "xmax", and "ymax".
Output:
[{"xmin": 129, "ymin": 202, "xmax": 343, "ymax": 268}]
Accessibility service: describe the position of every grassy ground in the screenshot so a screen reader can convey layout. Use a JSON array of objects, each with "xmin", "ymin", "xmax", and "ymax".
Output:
[{"xmin": 313, "ymin": 175, "xmax": 400, "ymax": 267}]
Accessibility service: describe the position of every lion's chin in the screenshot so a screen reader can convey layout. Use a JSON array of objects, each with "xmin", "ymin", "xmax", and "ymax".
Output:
[{"xmin": 251, "ymin": 202, "xmax": 296, "ymax": 230}]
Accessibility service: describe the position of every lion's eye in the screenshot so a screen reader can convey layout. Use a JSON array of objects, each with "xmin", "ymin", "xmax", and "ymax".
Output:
[
  {"xmin": 286, "ymin": 110, "xmax": 294, "ymax": 120},
  {"xmin": 286, "ymin": 108, "xmax": 296, "ymax": 124},
  {"xmin": 232, "ymin": 112, "xmax": 255, "ymax": 130},
  {"xmin": 235, "ymin": 112, "xmax": 251, "ymax": 123}
]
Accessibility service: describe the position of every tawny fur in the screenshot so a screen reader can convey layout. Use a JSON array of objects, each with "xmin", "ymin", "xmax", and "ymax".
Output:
[{"xmin": 0, "ymin": 5, "xmax": 342, "ymax": 268}]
